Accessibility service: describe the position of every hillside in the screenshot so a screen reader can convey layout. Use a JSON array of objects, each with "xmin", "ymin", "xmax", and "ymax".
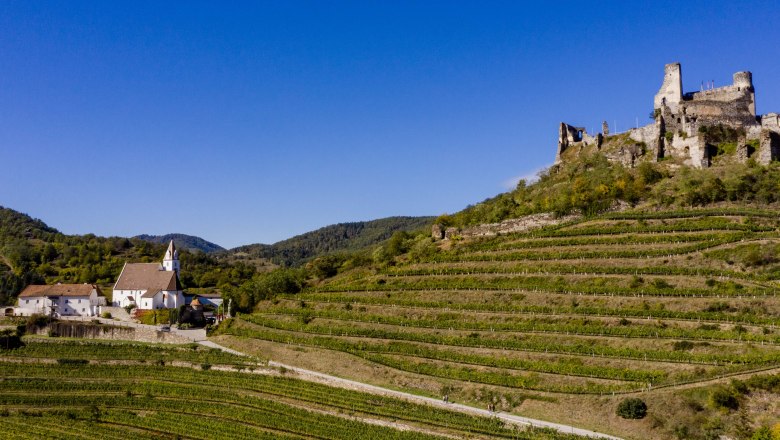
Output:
[
  {"xmin": 444, "ymin": 154, "xmax": 780, "ymax": 230},
  {"xmin": 134, "ymin": 233, "xmax": 225, "ymax": 253},
  {"xmin": 211, "ymin": 156, "xmax": 780, "ymax": 440},
  {"xmin": 0, "ymin": 207, "xmax": 254, "ymax": 305},
  {"xmin": 229, "ymin": 216, "xmax": 435, "ymax": 267},
  {"xmin": 0, "ymin": 338, "xmax": 591, "ymax": 440}
]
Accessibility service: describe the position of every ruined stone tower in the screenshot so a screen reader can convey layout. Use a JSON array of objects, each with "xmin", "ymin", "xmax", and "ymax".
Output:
[{"xmin": 556, "ymin": 63, "xmax": 779, "ymax": 168}]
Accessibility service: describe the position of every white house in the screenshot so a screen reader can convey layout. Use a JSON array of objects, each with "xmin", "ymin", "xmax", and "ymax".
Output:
[
  {"xmin": 112, "ymin": 240, "xmax": 185, "ymax": 310},
  {"xmin": 16, "ymin": 283, "xmax": 106, "ymax": 317}
]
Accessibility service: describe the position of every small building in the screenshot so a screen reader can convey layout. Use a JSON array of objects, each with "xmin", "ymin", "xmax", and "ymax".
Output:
[
  {"xmin": 16, "ymin": 283, "xmax": 106, "ymax": 317},
  {"xmin": 112, "ymin": 240, "xmax": 185, "ymax": 310},
  {"xmin": 188, "ymin": 293, "xmax": 223, "ymax": 308}
]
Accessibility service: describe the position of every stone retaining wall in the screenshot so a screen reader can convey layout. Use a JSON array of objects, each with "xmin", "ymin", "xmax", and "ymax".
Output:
[{"xmin": 32, "ymin": 321, "xmax": 192, "ymax": 344}]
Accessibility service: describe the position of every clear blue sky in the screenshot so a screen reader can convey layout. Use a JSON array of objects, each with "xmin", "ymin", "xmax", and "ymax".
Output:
[{"xmin": 1, "ymin": 1, "xmax": 779, "ymax": 248}]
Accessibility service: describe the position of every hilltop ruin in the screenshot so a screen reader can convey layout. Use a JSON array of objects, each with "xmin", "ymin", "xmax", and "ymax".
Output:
[{"xmin": 556, "ymin": 63, "xmax": 780, "ymax": 168}]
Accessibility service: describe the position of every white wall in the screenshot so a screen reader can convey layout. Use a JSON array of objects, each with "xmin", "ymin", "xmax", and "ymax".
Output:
[{"xmin": 16, "ymin": 295, "xmax": 99, "ymax": 317}]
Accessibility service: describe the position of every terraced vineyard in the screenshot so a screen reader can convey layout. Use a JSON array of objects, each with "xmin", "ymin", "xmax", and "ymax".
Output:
[
  {"xmin": 214, "ymin": 209, "xmax": 780, "ymax": 439},
  {"xmin": 0, "ymin": 340, "xmax": 587, "ymax": 439}
]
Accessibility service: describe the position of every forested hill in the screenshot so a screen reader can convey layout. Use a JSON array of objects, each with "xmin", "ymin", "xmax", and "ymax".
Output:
[
  {"xmin": 229, "ymin": 216, "xmax": 435, "ymax": 267},
  {"xmin": 0, "ymin": 206, "xmax": 255, "ymax": 306},
  {"xmin": 134, "ymin": 233, "xmax": 224, "ymax": 253}
]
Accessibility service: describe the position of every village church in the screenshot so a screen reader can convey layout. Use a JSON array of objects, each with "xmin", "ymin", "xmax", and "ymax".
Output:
[{"xmin": 112, "ymin": 240, "xmax": 185, "ymax": 310}]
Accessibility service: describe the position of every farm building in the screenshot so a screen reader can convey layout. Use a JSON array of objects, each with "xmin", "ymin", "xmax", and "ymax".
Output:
[{"xmin": 15, "ymin": 283, "xmax": 106, "ymax": 317}]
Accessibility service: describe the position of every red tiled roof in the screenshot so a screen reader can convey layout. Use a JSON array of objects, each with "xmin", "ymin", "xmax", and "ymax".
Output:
[
  {"xmin": 114, "ymin": 263, "xmax": 182, "ymax": 291},
  {"xmin": 18, "ymin": 284, "xmax": 101, "ymax": 298}
]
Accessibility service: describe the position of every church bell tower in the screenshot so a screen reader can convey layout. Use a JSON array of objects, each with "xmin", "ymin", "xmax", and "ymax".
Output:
[{"xmin": 162, "ymin": 240, "xmax": 180, "ymax": 275}]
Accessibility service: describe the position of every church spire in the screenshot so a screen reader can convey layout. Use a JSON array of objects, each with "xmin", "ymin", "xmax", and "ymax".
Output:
[{"xmin": 162, "ymin": 240, "xmax": 180, "ymax": 274}]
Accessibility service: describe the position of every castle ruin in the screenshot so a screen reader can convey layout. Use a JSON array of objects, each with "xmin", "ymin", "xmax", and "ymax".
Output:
[{"xmin": 556, "ymin": 63, "xmax": 780, "ymax": 168}]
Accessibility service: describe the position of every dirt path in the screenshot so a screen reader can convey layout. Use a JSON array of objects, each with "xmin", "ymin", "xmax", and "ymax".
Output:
[{"xmin": 198, "ymin": 339, "xmax": 623, "ymax": 440}]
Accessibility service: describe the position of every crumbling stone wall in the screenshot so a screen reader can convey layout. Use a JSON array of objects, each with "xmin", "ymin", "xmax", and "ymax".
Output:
[
  {"xmin": 447, "ymin": 213, "xmax": 580, "ymax": 239},
  {"xmin": 431, "ymin": 224, "xmax": 444, "ymax": 240},
  {"xmin": 758, "ymin": 130, "xmax": 780, "ymax": 165}
]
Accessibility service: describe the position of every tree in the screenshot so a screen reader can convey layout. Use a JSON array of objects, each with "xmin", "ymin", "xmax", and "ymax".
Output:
[
  {"xmin": 616, "ymin": 398, "xmax": 647, "ymax": 419},
  {"xmin": 309, "ymin": 255, "xmax": 343, "ymax": 279}
]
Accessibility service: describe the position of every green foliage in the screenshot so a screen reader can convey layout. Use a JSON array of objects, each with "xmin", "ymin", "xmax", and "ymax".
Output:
[
  {"xmin": 709, "ymin": 387, "xmax": 739, "ymax": 410},
  {"xmin": 308, "ymin": 255, "xmax": 346, "ymax": 279},
  {"xmin": 672, "ymin": 340, "xmax": 695, "ymax": 351},
  {"xmin": 616, "ymin": 398, "xmax": 647, "ymax": 419},
  {"xmin": 0, "ymin": 329, "xmax": 23, "ymax": 349},
  {"xmin": 440, "ymin": 151, "xmax": 780, "ymax": 230},
  {"xmin": 750, "ymin": 426, "xmax": 774, "ymax": 440},
  {"xmin": 450, "ymin": 154, "xmax": 667, "ymax": 227},
  {"xmin": 223, "ymin": 268, "xmax": 306, "ymax": 313}
]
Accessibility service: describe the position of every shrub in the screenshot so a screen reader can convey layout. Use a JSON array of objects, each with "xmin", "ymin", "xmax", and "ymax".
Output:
[
  {"xmin": 201, "ymin": 363, "xmax": 211, "ymax": 371},
  {"xmin": 26, "ymin": 314, "xmax": 50, "ymax": 330},
  {"xmin": 89, "ymin": 405, "xmax": 101, "ymax": 422},
  {"xmin": 730, "ymin": 379, "xmax": 749, "ymax": 395},
  {"xmin": 652, "ymin": 279, "xmax": 674, "ymax": 289},
  {"xmin": 629, "ymin": 276, "xmax": 644, "ymax": 288},
  {"xmin": 616, "ymin": 398, "xmax": 647, "ymax": 419},
  {"xmin": 750, "ymin": 427, "xmax": 772, "ymax": 440},
  {"xmin": 101, "ymin": 312, "xmax": 112, "ymax": 319},
  {"xmin": 56, "ymin": 359, "xmax": 88, "ymax": 365},
  {"xmin": 710, "ymin": 387, "xmax": 739, "ymax": 410},
  {"xmin": 673, "ymin": 340, "xmax": 695, "ymax": 351}
]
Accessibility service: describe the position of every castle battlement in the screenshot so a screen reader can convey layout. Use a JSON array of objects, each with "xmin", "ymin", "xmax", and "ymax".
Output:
[{"xmin": 556, "ymin": 63, "xmax": 779, "ymax": 168}]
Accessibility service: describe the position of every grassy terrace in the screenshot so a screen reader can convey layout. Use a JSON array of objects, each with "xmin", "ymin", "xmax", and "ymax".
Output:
[
  {"xmin": 214, "ymin": 210, "xmax": 780, "ymax": 439},
  {"xmin": 0, "ymin": 340, "xmax": 588, "ymax": 440}
]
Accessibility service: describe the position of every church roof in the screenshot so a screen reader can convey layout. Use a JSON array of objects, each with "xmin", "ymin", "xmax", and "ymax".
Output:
[
  {"xmin": 19, "ymin": 284, "xmax": 101, "ymax": 298},
  {"xmin": 114, "ymin": 263, "xmax": 182, "ymax": 291},
  {"xmin": 141, "ymin": 289, "xmax": 162, "ymax": 299}
]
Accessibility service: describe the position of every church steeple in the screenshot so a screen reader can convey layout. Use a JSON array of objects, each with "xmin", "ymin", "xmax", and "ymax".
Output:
[{"xmin": 162, "ymin": 240, "xmax": 180, "ymax": 274}]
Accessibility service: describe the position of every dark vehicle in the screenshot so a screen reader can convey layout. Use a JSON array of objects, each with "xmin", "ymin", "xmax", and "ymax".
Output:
[{"xmin": 159, "ymin": 324, "xmax": 171, "ymax": 332}]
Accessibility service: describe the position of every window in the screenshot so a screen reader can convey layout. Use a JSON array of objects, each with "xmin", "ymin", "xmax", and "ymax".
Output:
[
  {"xmin": 78, "ymin": 299, "xmax": 81, "ymax": 304},
  {"xmin": 25, "ymin": 300, "xmax": 29, "ymax": 304},
  {"xmin": 82, "ymin": 308, "xmax": 85, "ymax": 312}
]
